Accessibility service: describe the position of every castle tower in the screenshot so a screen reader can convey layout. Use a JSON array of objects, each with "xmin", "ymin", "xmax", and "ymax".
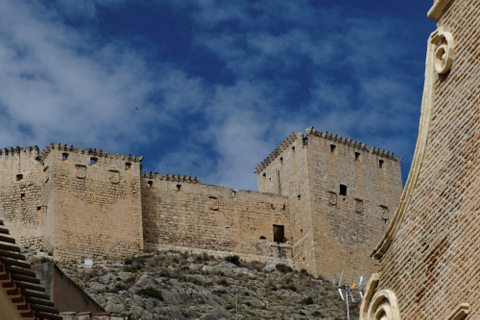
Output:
[
  {"xmin": 40, "ymin": 144, "xmax": 144, "ymax": 260},
  {"xmin": 0, "ymin": 146, "xmax": 45, "ymax": 249},
  {"xmin": 360, "ymin": 1, "xmax": 480, "ymax": 318},
  {"xmin": 255, "ymin": 127, "xmax": 403, "ymax": 278}
]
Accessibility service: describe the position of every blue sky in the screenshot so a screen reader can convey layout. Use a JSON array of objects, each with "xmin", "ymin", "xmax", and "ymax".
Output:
[{"xmin": 0, "ymin": 1, "xmax": 436, "ymax": 190}]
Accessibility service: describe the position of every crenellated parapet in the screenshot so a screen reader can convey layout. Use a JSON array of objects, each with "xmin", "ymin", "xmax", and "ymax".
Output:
[
  {"xmin": 38, "ymin": 142, "xmax": 143, "ymax": 163},
  {"xmin": 306, "ymin": 127, "xmax": 399, "ymax": 160},
  {"xmin": 142, "ymin": 172, "xmax": 200, "ymax": 183},
  {"xmin": 254, "ymin": 132, "xmax": 303, "ymax": 173},
  {"xmin": 0, "ymin": 146, "xmax": 40, "ymax": 157}
]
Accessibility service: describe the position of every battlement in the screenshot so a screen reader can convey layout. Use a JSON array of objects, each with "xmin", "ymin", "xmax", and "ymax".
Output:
[
  {"xmin": 38, "ymin": 143, "xmax": 144, "ymax": 163},
  {"xmin": 141, "ymin": 172, "xmax": 200, "ymax": 183},
  {"xmin": 306, "ymin": 127, "xmax": 399, "ymax": 160},
  {"xmin": 254, "ymin": 132, "xmax": 303, "ymax": 173},
  {"xmin": 0, "ymin": 146, "xmax": 40, "ymax": 157}
]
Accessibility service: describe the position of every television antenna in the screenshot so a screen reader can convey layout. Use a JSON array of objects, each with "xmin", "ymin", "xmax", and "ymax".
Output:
[{"xmin": 333, "ymin": 270, "xmax": 367, "ymax": 320}]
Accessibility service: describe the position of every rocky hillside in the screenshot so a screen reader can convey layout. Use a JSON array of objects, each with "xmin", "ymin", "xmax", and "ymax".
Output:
[{"xmin": 55, "ymin": 252, "xmax": 357, "ymax": 320}]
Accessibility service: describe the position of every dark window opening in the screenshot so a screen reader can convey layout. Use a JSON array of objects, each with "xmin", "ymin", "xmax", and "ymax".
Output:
[
  {"xmin": 303, "ymin": 137, "xmax": 308, "ymax": 146},
  {"xmin": 379, "ymin": 160, "xmax": 384, "ymax": 168},
  {"xmin": 355, "ymin": 152, "xmax": 360, "ymax": 161},
  {"xmin": 292, "ymin": 146, "xmax": 295, "ymax": 151},
  {"xmin": 263, "ymin": 173, "xmax": 266, "ymax": 178},
  {"xmin": 280, "ymin": 157, "xmax": 283, "ymax": 164},
  {"xmin": 176, "ymin": 184, "xmax": 181, "ymax": 191},
  {"xmin": 232, "ymin": 190, "xmax": 236, "ymax": 198},
  {"xmin": 62, "ymin": 153, "xmax": 68, "ymax": 161},
  {"xmin": 21, "ymin": 193, "xmax": 25, "ymax": 200},
  {"xmin": 270, "ymin": 204, "xmax": 274, "ymax": 209},
  {"xmin": 90, "ymin": 157, "xmax": 98, "ymax": 164},
  {"xmin": 297, "ymin": 194, "xmax": 301, "ymax": 200},
  {"xmin": 282, "ymin": 204, "xmax": 286, "ymax": 210},
  {"xmin": 273, "ymin": 225, "xmax": 285, "ymax": 243},
  {"xmin": 259, "ymin": 236, "xmax": 266, "ymax": 240},
  {"xmin": 37, "ymin": 206, "xmax": 41, "ymax": 211},
  {"xmin": 16, "ymin": 174, "xmax": 23, "ymax": 182},
  {"xmin": 340, "ymin": 184, "xmax": 347, "ymax": 196},
  {"xmin": 330, "ymin": 144, "xmax": 336, "ymax": 153},
  {"xmin": 147, "ymin": 181, "xmax": 153, "ymax": 188},
  {"xmin": 209, "ymin": 196, "xmax": 217, "ymax": 199},
  {"xmin": 125, "ymin": 162, "xmax": 131, "ymax": 169}
]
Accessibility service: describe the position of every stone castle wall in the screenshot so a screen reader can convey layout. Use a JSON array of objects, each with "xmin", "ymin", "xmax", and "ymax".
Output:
[
  {"xmin": 141, "ymin": 173, "xmax": 292, "ymax": 265},
  {"xmin": 255, "ymin": 128, "xmax": 403, "ymax": 278},
  {"xmin": 0, "ymin": 147, "xmax": 45, "ymax": 250},
  {"xmin": 41, "ymin": 144, "xmax": 144, "ymax": 260},
  {"xmin": 0, "ymin": 129, "xmax": 402, "ymax": 278}
]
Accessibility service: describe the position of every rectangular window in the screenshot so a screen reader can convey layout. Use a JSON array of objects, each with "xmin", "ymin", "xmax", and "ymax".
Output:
[
  {"xmin": 273, "ymin": 225, "xmax": 285, "ymax": 243},
  {"xmin": 339, "ymin": 184, "xmax": 347, "ymax": 196}
]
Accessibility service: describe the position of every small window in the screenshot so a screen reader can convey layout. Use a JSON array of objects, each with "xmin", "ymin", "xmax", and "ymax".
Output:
[
  {"xmin": 330, "ymin": 144, "xmax": 336, "ymax": 153},
  {"xmin": 37, "ymin": 206, "xmax": 41, "ymax": 211},
  {"xmin": 263, "ymin": 173, "xmax": 266, "ymax": 178},
  {"xmin": 273, "ymin": 225, "xmax": 285, "ymax": 243},
  {"xmin": 90, "ymin": 157, "xmax": 98, "ymax": 164},
  {"xmin": 125, "ymin": 163, "xmax": 132, "ymax": 169},
  {"xmin": 147, "ymin": 181, "xmax": 153, "ymax": 188},
  {"xmin": 270, "ymin": 204, "xmax": 274, "ymax": 209},
  {"xmin": 62, "ymin": 153, "xmax": 68, "ymax": 161},
  {"xmin": 16, "ymin": 174, "xmax": 23, "ymax": 182},
  {"xmin": 280, "ymin": 157, "xmax": 283, "ymax": 164},
  {"xmin": 259, "ymin": 236, "xmax": 266, "ymax": 240},
  {"xmin": 339, "ymin": 184, "xmax": 347, "ymax": 196},
  {"xmin": 282, "ymin": 204, "xmax": 286, "ymax": 210},
  {"xmin": 303, "ymin": 137, "xmax": 308, "ymax": 146},
  {"xmin": 379, "ymin": 160, "xmax": 384, "ymax": 168},
  {"xmin": 176, "ymin": 184, "xmax": 181, "ymax": 191},
  {"xmin": 355, "ymin": 152, "xmax": 360, "ymax": 161},
  {"xmin": 297, "ymin": 194, "xmax": 301, "ymax": 200},
  {"xmin": 292, "ymin": 146, "xmax": 295, "ymax": 151},
  {"xmin": 231, "ymin": 190, "xmax": 236, "ymax": 198},
  {"xmin": 20, "ymin": 193, "xmax": 25, "ymax": 200}
]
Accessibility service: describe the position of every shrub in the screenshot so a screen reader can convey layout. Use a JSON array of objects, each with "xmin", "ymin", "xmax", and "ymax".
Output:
[
  {"xmin": 276, "ymin": 264, "xmax": 293, "ymax": 273},
  {"xmin": 301, "ymin": 297, "xmax": 314, "ymax": 305},
  {"xmin": 217, "ymin": 279, "xmax": 228, "ymax": 286},
  {"xmin": 224, "ymin": 255, "xmax": 241, "ymax": 266},
  {"xmin": 137, "ymin": 287, "xmax": 163, "ymax": 301}
]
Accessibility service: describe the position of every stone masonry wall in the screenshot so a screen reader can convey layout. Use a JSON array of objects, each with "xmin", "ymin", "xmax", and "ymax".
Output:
[
  {"xmin": 141, "ymin": 173, "xmax": 293, "ymax": 265},
  {"xmin": 255, "ymin": 133, "xmax": 317, "ymax": 274},
  {"xmin": 0, "ymin": 147, "xmax": 45, "ymax": 250},
  {"xmin": 40, "ymin": 144, "xmax": 144, "ymax": 260},
  {"xmin": 256, "ymin": 129, "xmax": 402, "ymax": 278},
  {"xmin": 306, "ymin": 129, "xmax": 402, "ymax": 279}
]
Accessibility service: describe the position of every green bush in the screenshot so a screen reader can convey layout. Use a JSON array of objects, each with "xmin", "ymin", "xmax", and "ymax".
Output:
[{"xmin": 137, "ymin": 287, "xmax": 163, "ymax": 301}]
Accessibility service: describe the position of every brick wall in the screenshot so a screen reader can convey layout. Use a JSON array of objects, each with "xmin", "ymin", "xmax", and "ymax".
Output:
[{"xmin": 363, "ymin": 1, "xmax": 480, "ymax": 318}]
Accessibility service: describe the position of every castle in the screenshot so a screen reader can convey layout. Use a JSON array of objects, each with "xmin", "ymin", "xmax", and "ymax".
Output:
[{"xmin": 0, "ymin": 126, "xmax": 402, "ymax": 279}]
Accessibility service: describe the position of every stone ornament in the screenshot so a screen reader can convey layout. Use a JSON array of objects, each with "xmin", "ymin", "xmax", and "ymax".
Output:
[
  {"xmin": 433, "ymin": 30, "xmax": 454, "ymax": 74},
  {"xmin": 360, "ymin": 273, "xmax": 400, "ymax": 320}
]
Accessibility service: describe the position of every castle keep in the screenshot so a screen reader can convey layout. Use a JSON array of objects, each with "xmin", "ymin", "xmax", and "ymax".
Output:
[{"xmin": 0, "ymin": 127, "xmax": 402, "ymax": 278}]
